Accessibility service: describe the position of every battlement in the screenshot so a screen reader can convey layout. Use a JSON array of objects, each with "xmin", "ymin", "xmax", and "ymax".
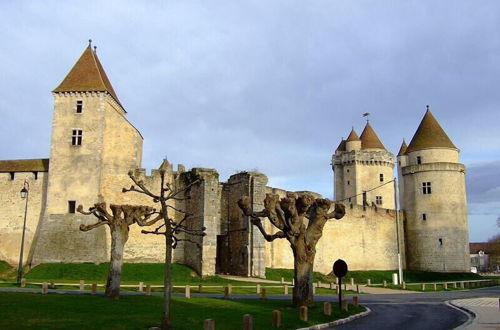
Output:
[{"xmin": 333, "ymin": 149, "xmax": 395, "ymax": 167}]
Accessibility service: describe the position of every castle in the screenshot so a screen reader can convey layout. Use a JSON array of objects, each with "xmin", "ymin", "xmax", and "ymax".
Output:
[{"xmin": 0, "ymin": 44, "xmax": 470, "ymax": 276}]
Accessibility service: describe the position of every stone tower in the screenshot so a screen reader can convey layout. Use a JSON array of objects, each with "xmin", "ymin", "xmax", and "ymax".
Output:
[
  {"xmin": 398, "ymin": 108, "xmax": 470, "ymax": 272},
  {"xmin": 333, "ymin": 122, "xmax": 395, "ymax": 209},
  {"xmin": 32, "ymin": 43, "xmax": 143, "ymax": 263}
]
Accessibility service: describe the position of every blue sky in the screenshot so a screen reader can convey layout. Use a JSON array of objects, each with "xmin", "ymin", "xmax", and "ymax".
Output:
[{"xmin": 1, "ymin": 1, "xmax": 499, "ymax": 241}]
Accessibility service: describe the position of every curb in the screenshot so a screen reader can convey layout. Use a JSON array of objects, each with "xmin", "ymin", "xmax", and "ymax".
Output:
[
  {"xmin": 445, "ymin": 300, "xmax": 476, "ymax": 330},
  {"xmin": 296, "ymin": 306, "xmax": 371, "ymax": 330}
]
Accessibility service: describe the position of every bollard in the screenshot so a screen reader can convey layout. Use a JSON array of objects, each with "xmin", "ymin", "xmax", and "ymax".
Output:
[
  {"xmin": 367, "ymin": 279, "xmax": 371, "ymax": 286},
  {"xmin": 185, "ymin": 285, "xmax": 191, "ymax": 298},
  {"xmin": 299, "ymin": 306, "xmax": 308, "ymax": 321},
  {"xmin": 139, "ymin": 282, "xmax": 144, "ymax": 292},
  {"xmin": 330, "ymin": 282, "xmax": 334, "ymax": 290},
  {"xmin": 146, "ymin": 285, "xmax": 151, "ymax": 296},
  {"xmin": 383, "ymin": 280, "xmax": 387, "ymax": 288},
  {"xmin": 50, "ymin": 281, "xmax": 55, "ymax": 289},
  {"xmin": 42, "ymin": 282, "xmax": 48, "ymax": 294},
  {"xmin": 79, "ymin": 280, "xmax": 85, "ymax": 291},
  {"xmin": 256, "ymin": 284, "xmax": 261, "ymax": 294},
  {"xmin": 20, "ymin": 279, "xmax": 26, "ymax": 288},
  {"xmin": 227, "ymin": 284, "xmax": 232, "ymax": 295},
  {"xmin": 284, "ymin": 284, "xmax": 288, "ymax": 295},
  {"xmin": 392, "ymin": 273, "xmax": 398, "ymax": 285},
  {"xmin": 453, "ymin": 282, "xmax": 457, "ymax": 289},
  {"xmin": 261, "ymin": 288, "xmax": 267, "ymax": 299},
  {"xmin": 323, "ymin": 302, "xmax": 332, "ymax": 316},
  {"xmin": 335, "ymin": 277, "xmax": 338, "ymax": 285},
  {"xmin": 350, "ymin": 278, "xmax": 355, "ymax": 286},
  {"xmin": 356, "ymin": 284, "xmax": 360, "ymax": 293},
  {"xmin": 292, "ymin": 278, "xmax": 295, "ymax": 286},
  {"xmin": 313, "ymin": 286, "xmax": 316, "ymax": 295},
  {"xmin": 198, "ymin": 284, "xmax": 203, "ymax": 293},
  {"xmin": 91, "ymin": 283, "xmax": 97, "ymax": 295},
  {"xmin": 281, "ymin": 277, "xmax": 284, "ymax": 284},
  {"xmin": 203, "ymin": 319, "xmax": 215, "ymax": 330},
  {"xmin": 444, "ymin": 282, "xmax": 448, "ymax": 290},
  {"xmin": 433, "ymin": 283, "xmax": 437, "ymax": 291},
  {"xmin": 336, "ymin": 285, "xmax": 340, "ymax": 294},
  {"xmin": 421, "ymin": 283, "xmax": 426, "ymax": 291},
  {"xmin": 243, "ymin": 314, "xmax": 253, "ymax": 330},
  {"xmin": 341, "ymin": 300, "xmax": 348, "ymax": 312},
  {"xmin": 460, "ymin": 281, "xmax": 464, "ymax": 289},
  {"xmin": 353, "ymin": 296, "xmax": 359, "ymax": 307},
  {"xmin": 224, "ymin": 286, "xmax": 230, "ymax": 299},
  {"xmin": 402, "ymin": 281, "xmax": 406, "ymax": 289},
  {"xmin": 272, "ymin": 310, "xmax": 281, "ymax": 328}
]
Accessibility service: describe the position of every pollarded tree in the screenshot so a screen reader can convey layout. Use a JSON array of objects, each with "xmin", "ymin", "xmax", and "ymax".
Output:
[
  {"xmin": 122, "ymin": 169, "xmax": 205, "ymax": 330},
  {"xmin": 77, "ymin": 203, "xmax": 159, "ymax": 298},
  {"xmin": 238, "ymin": 193, "xmax": 345, "ymax": 307}
]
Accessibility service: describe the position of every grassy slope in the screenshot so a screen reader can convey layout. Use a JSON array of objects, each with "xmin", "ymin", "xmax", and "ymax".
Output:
[
  {"xmin": 0, "ymin": 292, "xmax": 365, "ymax": 330},
  {"xmin": 0, "ymin": 261, "xmax": 14, "ymax": 279},
  {"xmin": 266, "ymin": 267, "xmax": 484, "ymax": 284}
]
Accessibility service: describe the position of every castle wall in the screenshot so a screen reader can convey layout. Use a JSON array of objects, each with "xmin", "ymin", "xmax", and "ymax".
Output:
[
  {"xmin": 265, "ymin": 201, "xmax": 406, "ymax": 274},
  {"xmin": 0, "ymin": 171, "xmax": 48, "ymax": 266}
]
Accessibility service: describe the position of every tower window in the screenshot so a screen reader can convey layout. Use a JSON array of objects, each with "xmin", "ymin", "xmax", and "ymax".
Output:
[
  {"xmin": 33, "ymin": 172, "xmax": 38, "ymax": 180},
  {"xmin": 438, "ymin": 238, "xmax": 443, "ymax": 246},
  {"xmin": 379, "ymin": 174, "xmax": 384, "ymax": 182},
  {"xmin": 346, "ymin": 169, "xmax": 350, "ymax": 173},
  {"xmin": 9, "ymin": 172, "xmax": 15, "ymax": 180},
  {"xmin": 71, "ymin": 129, "xmax": 83, "ymax": 146},
  {"xmin": 422, "ymin": 182, "xmax": 432, "ymax": 194},
  {"xmin": 347, "ymin": 180, "xmax": 350, "ymax": 185},
  {"xmin": 76, "ymin": 100, "xmax": 83, "ymax": 113},
  {"xmin": 375, "ymin": 196, "xmax": 382, "ymax": 205},
  {"xmin": 416, "ymin": 156, "xmax": 422, "ymax": 164},
  {"xmin": 422, "ymin": 213, "xmax": 427, "ymax": 221},
  {"xmin": 68, "ymin": 201, "xmax": 76, "ymax": 214}
]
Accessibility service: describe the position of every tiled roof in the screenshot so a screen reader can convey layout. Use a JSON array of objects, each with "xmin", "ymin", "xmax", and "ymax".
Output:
[
  {"xmin": 346, "ymin": 128, "xmax": 360, "ymax": 142},
  {"xmin": 470, "ymin": 242, "xmax": 500, "ymax": 254},
  {"xmin": 398, "ymin": 140, "xmax": 408, "ymax": 156},
  {"xmin": 406, "ymin": 110, "xmax": 456, "ymax": 153},
  {"xmin": 336, "ymin": 139, "xmax": 346, "ymax": 152},
  {"xmin": 53, "ymin": 45, "xmax": 122, "ymax": 107},
  {"xmin": 0, "ymin": 159, "xmax": 49, "ymax": 172},
  {"xmin": 360, "ymin": 123, "xmax": 386, "ymax": 150}
]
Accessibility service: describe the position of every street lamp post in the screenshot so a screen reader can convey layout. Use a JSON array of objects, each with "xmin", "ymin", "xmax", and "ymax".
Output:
[{"xmin": 17, "ymin": 180, "xmax": 29, "ymax": 284}]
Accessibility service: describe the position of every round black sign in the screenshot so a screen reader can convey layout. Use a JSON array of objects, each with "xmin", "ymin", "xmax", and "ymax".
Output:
[{"xmin": 333, "ymin": 259, "xmax": 348, "ymax": 278}]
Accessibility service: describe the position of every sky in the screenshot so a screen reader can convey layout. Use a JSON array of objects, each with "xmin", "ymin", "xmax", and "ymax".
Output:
[{"xmin": 0, "ymin": 1, "xmax": 499, "ymax": 242}]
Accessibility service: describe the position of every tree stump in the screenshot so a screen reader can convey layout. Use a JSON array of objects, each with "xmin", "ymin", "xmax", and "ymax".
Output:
[
  {"xmin": 341, "ymin": 300, "xmax": 348, "ymax": 312},
  {"xmin": 243, "ymin": 314, "xmax": 253, "ymax": 330},
  {"xmin": 353, "ymin": 296, "xmax": 359, "ymax": 307},
  {"xmin": 323, "ymin": 302, "xmax": 332, "ymax": 316},
  {"xmin": 272, "ymin": 310, "xmax": 281, "ymax": 327},
  {"xmin": 204, "ymin": 319, "xmax": 215, "ymax": 330},
  {"xmin": 299, "ymin": 306, "xmax": 308, "ymax": 321}
]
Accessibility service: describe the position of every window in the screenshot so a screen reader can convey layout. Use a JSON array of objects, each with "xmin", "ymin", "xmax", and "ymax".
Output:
[
  {"xmin": 346, "ymin": 169, "xmax": 350, "ymax": 173},
  {"xmin": 416, "ymin": 156, "xmax": 422, "ymax": 164},
  {"xmin": 422, "ymin": 182, "xmax": 432, "ymax": 194},
  {"xmin": 71, "ymin": 129, "xmax": 83, "ymax": 146},
  {"xmin": 422, "ymin": 213, "xmax": 427, "ymax": 221},
  {"xmin": 68, "ymin": 201, "xmax": 76, "ymax": 214},
  {"xmin": 348, "ymin": 198, "xmax": 351, "ymax": 202},
  {"xmin": 76, "ymin": 100, "xmax": 83, "ymax": 113},
  {"xmin": 33, "ymin": 171, "xmax": 38, "ymax": 180},
  {"xmin": 9, "ymin": 172, "xmax": 15, "ymax": 180},
  {"xmin": 375, "ymin": 196, "xmax": 382, "ymax": 205},
  {"xmin": 379, "ymin": 173, "xmax": 384, "ymax": 182},
  {"xmin": 347, "ymin": 180, "xmax": 350, "ymax": 185},
  {"xmin": 438, "ymin": 238, "xmax": 443, "ymax": 246}
]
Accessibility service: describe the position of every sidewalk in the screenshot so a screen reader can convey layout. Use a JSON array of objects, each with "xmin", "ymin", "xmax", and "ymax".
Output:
[{"xmin": 451, "ymin": 298, "xmax": 500, "ymax": 329}]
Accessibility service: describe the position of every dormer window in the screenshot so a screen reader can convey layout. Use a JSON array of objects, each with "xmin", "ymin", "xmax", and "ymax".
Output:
[{"xmin": 76, "ymin": 100, "xmax": 83, "ymax": 113}]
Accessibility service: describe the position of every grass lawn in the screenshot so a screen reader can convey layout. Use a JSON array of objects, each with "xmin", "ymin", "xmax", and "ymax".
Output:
[
  {"xmin": 266, "ymin": 267, "xmax": 484, "ymax": 284},
  {"xmin": 0, "ymin": 292, "xmax": 365, "ymax": 330}
]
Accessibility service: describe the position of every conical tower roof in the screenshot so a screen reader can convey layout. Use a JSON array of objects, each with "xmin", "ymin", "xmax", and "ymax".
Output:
[
  {"xmin": 336, "ymin": 139, "xmax": 346, "ymax": 152},
  {"xmin": 406, "ymin": 109, "xmax": 456, "ymax": 153},
  {"xmin": 53, "ymin": 43, "xmax": 122, "ymax": 108},
  {"xmin": 397, "ymin": 140, "xmax": 408, "ymax": 156},
  {"xmin": 346, "ymin": 128, "xmax": 360, "ymax": 141},
  {"xmin": 360, "ymin": 123, "xmax": 386, "ymax": 150}
]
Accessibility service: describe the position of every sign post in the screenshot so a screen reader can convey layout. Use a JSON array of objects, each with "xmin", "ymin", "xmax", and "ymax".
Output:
[{"xmin": 333, "ymin": 259, "xmax": 348, "ymax": 309}]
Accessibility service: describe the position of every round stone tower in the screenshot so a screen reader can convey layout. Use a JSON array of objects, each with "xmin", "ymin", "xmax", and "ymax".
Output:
[
  {"xmin": 398, "ymin": 107, "xmax": 469, "ymax": 272},
  {"xmin": 333, "ymin": 123, "xmax": 395, "ymax": 209}
]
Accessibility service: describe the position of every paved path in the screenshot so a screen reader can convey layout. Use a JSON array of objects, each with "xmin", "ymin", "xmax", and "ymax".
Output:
[{"xmin": 451, "ymin": 297, "xmax": 500, "ymax": 329}]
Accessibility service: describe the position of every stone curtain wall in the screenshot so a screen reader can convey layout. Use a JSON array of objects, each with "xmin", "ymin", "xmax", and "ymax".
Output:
[
  {"xmin": 0, "ymin": 171, "xmax": 48, "ymax": 266},
  {"xmin": 265, "ymin": 200, "xmax": 406, "ymax": 273}
]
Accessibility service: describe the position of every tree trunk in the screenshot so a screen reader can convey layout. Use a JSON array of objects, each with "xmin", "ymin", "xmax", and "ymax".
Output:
[
  {"xmin": 292, "ymin": 242, "xmax": 315, "ymax": 307},
  {"xmin": 105, "ymin": 224, "xmax": 128, "ymax": 299},
  {"xmin": 161, "ymin": 223, "xmax": 174, "ymax": 330}
]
